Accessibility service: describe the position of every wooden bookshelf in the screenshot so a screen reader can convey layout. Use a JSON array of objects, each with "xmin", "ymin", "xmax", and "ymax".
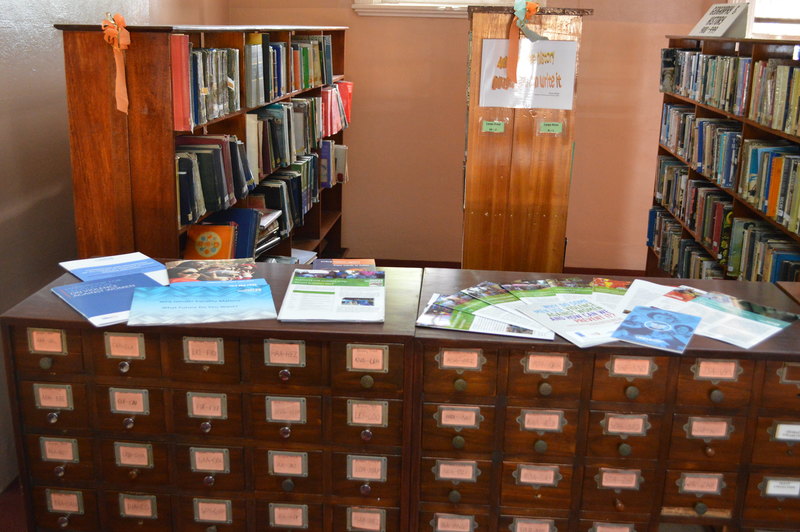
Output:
[
  {"xmin": 648, "ymin": 35, "xmax": 800, "ymax": 282},
  {"xmin": 56, "ymin": 24, "xmax": 349, "ymax": 260}
]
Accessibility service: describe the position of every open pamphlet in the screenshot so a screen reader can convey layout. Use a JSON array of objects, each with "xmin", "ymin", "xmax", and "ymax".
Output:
[{"xmin": 277, "ymin": 269, "xmax": 386, "ymax": 322}]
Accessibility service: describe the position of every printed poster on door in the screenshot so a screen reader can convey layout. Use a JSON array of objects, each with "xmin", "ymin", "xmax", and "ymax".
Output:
[{"xmin": 479, "ymin": 38, "xmax": 577, "ymax": 110}]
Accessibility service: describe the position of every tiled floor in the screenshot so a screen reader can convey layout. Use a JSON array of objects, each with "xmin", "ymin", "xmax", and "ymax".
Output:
[{"xmin": 0, "ymin": 478, "xmax": 25, "ymax": 531}]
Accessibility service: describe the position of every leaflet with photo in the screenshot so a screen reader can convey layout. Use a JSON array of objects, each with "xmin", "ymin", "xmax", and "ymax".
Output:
[{"xmin": 277, "ymin": 269, "xmax": 385, "ymax": 322}]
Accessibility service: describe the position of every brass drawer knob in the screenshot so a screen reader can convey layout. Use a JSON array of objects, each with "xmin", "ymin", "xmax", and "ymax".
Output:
[
  {"xmin": 704, "ymin": 446, "xmax": 715, "ymax": 458},
  {"xmin": 709, "ymin": 389, "xmax": 724, "ymax": 403},
  {"xmin": 282, "ymin": 478, "xmax": 295, "ymax": 492},
  {"xmin": 360, "ymin": 429, "xmax": 374, "ymax": 442},
  {"xmin": 46, "ymin": 412, "xmax": 59, "ymax": 424},
  {"xmin": 624, "ymin": 385, "xmax": 640, "ymax": 400},
  {"xmin": 453, "ymin": 378, "xmax": 467, "ymax": 392},
  {"xmin": 278, "ymin": 369, "xmax": 291, "ymax": 382},
  {"xmin": 279, "ymin": 426, "xmax": 292, "ymax": 439},
  {"xmin": 203, "ymin": 474, "xmax": 215, "ymax": 486},
  {"xmin": 618, "ymin": 443, "xmax": 633, "ymax": 457},
  {"xmin": 448, "ymin": 489, "xmax": 462, "ymax": 504},
  {"xmin": 201, "ymin": 421, "xmax": 212, "ymax": 433},
  {"xmin": 534, "ymin": 440, "xmax": 548, "ymax": 453},
  {"xmin": 614, "ymin": 498, "xmax": 625, "ymax": 511},
  {"xmin": 694, "ymin": 502, "xmax": 708, "ymax": 515},
  {"xmin": 39, "ymin": 357, "xmax": 53, "ymax": 370},
  {"xmin": 538, "ymin": 382, "xmax": 553, "ymax": 396},
  {"xmin": 361, "ymin": 375, "xmax": 375, "ymax": 389},
  {"xmin": 129, "ymin": 468, "xmax": 139, "ymax": 479},
  {"xmin": 123, "ymin": 417, "xmax": 135, "ymax": 430},
  {"xmin": 452, "ymin": 435, "xmax": 466, "ymax": 450}
]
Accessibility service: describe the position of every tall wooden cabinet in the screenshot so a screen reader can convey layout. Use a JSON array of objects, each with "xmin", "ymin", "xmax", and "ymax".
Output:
[
  {"xmin": 648, "ymin": 35, "xmax": 800, "ymax": 282},
  {"xmin": 56, "ymin": 24, "xmax": 348, "ymax": 260}
]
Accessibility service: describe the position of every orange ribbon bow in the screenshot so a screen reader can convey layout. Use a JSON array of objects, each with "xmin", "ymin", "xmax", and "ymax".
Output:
[
  {"xmin": 101, "ymin": 13, "xmax": 130, "ymax": 114},
  {"xmin": 507, "ymin": 2, "xmax": 540, "ymax": 84}
]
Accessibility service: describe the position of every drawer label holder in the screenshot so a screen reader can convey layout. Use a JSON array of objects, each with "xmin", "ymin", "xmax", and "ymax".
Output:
[
  {"xmin": 269, "ymin": 503, "xmax": 308, "ymax": 529},
  {"xmin": 46, "ymin": 489, "xmax": 84, "ymax": 515},
  {"xmin": 433, "ymin": 460, "xmax": 480, "ymax": 484},
  {"xmin": 759, "ymin": 477, "xmax": 800, "ymax": 500},
  {"xmin": 347, "ymin": 344, "xmax": 389, "ymax": 373},
  {"xmin": 436, "ymin": 405, "xmax": 483, "ymax": 431},
  {"xmin": 104, "ymin": 332, "xmax": 145, "ymax": 359},
  {"xmin": 268, "ymin": 450, "xmax": 308, "ymax": 477},
  {"xmin": 432, "ymin": 513, "xmax": 477, "ymax": 532},
  {"xmin": 601, "ymin": 413, "xmax": 650, "ymax": 439},
  {"xmin": 347, "ymin": 506, "xmax": 386, "ymax": 532},
  {"xmin": 678, "ymin": 472, "xmax": 725, "ymax": 496},
  {"xmin": 523, "ymin": 352, "xmax": 571, "ymax": 377},
  {"xmin": 510, "ymin": 518, "xmax": 556, "ymax": 532},
  {"xmin": 435, "ymin": 348, "xmax": 486, "ymax": 373},
  {"xmin": 193, "ymin": 498, "xmax": 232, "ymax": 524},
  {"xmin": 596, "ymin": 468, "xmax": 643, "ymax": 492},
  {"xmin": 513, "ymin": 464, "xmax": 562, "ymax": 488},
  {"xmin": 264, "ymin": 339, "xmax": 306, "ymax": 367}
]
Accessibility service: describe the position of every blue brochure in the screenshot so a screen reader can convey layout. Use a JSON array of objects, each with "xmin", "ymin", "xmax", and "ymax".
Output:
[{"xmin": 612, "ymin": 305, "xmax": 701, "ymax": 354}]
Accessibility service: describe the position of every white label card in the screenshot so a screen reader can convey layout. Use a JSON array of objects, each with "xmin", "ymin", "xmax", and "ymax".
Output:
[
  {"xmin": 270, "ymin": 503, "xmax": 307, "ymax": 528},
  {"xmin": 348, "ymin": 507, "xmax": 385, "ymax": 532},
  {"xmin": 183, "ymin": 337, "xmax": 224, "ymax": 364},
  {"xmin": 434, "ymin": 514, "xmax": 475, "ymax": 532},
  {"xmin": 764, "ymin": 478, "xmax": 800, "ymax": 498},
  {"xmin": 105, "ymin": 332, "xmax": 145, "ymax": 359},
  {"xmin": 40, "ymin": 437, "xmax": 78, "ymax": 463},
  {"xmin": 190, "ymin": 447, "xmax": 230, "ymax": 473},
  {"xmin": 187, "ymin": 392, "xmax": 227, "ymax": 419},
  {"xmin": 28, "ymin": 328, "xmax": 66, "ymax": 355},
  {"xmin": 774, "ymin": 422, "xmax": 800, "ymax": 442},
  {"xmin": 114, "ymin": 442, "xmax": 154, "ymax": 468},
  {"xmin": 511, "ymin": 519, "xmax": 555, "ymax": 532},
  {"xmin": 348, "ymin": 344, "xmax": 389, "ymax": 372},
  {"xmin": 194, "ymin": 499, "xmax": 232, "ymax": 524},
  {"xmin": 109, "ymin": 388, "xmax": 149, "ymax": 415},
  {"xmin": 46, "ymin": 490, "xmax": 84, "ymax": 514},
  {"xmin": 604, "ymin": 414, "xmax": 648, "ymax": 437},
  {"xmin": 347, "ymin": 455, "xmax": 387, "ymax": 482},
  {"xmin": 34, "ymin": 384, "xmax": 73, "ymax": 410},
  {"xmin": 266, "ymin": 397, "xmax": 306, "ymax": 423},
  {"xmin": 687, "ymin": 417, "xmax": 731, "ymax": 440},
  {"xmin": 120, "ymin": 494, "xmax": 157, "ymax": 519},
  {"xmin": 694, "ymin": 359, "xmax": 740, "ymax": 381},
  {"xmin": 265, "ymin": 340, "xmax": 305, "ymax": 367},
  {"xmin": 269, "ymin": 451, "xmax": 308, "ymax": 477}
]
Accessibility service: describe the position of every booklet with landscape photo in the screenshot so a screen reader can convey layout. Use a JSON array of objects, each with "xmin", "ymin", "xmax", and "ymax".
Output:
[{"xmin": 277, "ymin": 269, "xmax": 385, "ymax": 322}]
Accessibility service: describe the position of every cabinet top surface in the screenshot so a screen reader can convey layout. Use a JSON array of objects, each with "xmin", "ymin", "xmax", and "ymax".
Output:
[
  {"xmin": 416, "ymin": 268, "xmax": 800, "ymax": 357},
  {"xmin": 55, "ymin": 24, "xmax": 348, "ymax": 33}
]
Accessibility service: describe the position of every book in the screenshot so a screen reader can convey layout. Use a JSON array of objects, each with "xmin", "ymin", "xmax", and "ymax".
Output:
[
  {"xmin": 202, "ymin": 208, "xmax": 261, "ymax": 259},
  {"xmin": 183, "ymin": 224, "xmax": 237, "ymax": 260},
  {"xmin": 170, "ymin": 34, "xmax": 192, "ymax": 131},
  {"xmin": 277, "ymin": 269, "xmax": 385, "ymax": 322},
  {"xmin": 127, "ymin": 278, "xmax": 277, "ymax": 325},
  {"xmin": 51, "ymin": 273, "xmax": 164, "ymax": 327},
  {"xmin": 59, "ymin": 252, "xmax": 169, "ymax": 285},
  {"xmin": 612, "ymin": 306, "xmax": 700, "ymax": 354},
  {"xmin": 312, "ymin": 258, "xmax": 376, "ymax": 270}
]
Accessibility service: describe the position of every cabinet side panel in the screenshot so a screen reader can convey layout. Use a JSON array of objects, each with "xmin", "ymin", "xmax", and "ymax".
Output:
[{"xmin": 62, "ymin": 31, "xmax": 135, "ymax": 258}]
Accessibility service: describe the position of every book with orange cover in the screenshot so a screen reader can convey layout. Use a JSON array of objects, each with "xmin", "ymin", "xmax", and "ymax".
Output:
[{"xmin": 183, "ymin": 224, "xmax": 236, "ymax": 259}]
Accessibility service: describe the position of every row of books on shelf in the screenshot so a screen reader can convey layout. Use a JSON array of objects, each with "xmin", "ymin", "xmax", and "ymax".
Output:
[
  {"xmin": 738, "ymin": 139, "xmax": 800, "ymax": 232},
  {"xmin": 660, "ymin": 49, "xmax": 751, "ymax": 116},
  {"xmin": 748, "ymin": 58, "xmax": 800, "ymax": 135},
  {"xmin": 183, "ymin": 206, "xmax": 283, "ymax": 262},
  {"xmin": 649, "ymin": 206, "xmax": 800, "ymax": 282}
]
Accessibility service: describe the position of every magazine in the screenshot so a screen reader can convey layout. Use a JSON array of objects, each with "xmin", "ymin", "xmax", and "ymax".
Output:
[
  {"xmin": 612, "ymin": 305, "xmax": 700, "ymax": 354},
  {"xmin": 165, "ymin": 258, "xmax": 257, "ymax": 283},
  {"xmin": 517, "ymin": 296, "xmax": 626, "ymax": 348},
  {"xmin": 59, "ymin": 252, "xmax": 169, "ymax": 285},
  {"xmin": 277, "ymin": 269, "xmax": 385, "ymax": 322}
]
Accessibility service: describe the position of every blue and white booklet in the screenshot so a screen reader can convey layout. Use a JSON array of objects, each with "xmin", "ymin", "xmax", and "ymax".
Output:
[
  {"xmin": 612, "ymin": 305, "xmax": 701, "ymax": 354},
  {"xmin": 59, "ymin": 252, "xmax": 169, "ymax": 285},
  {"xmin": 51, "ymin": 273, "xmax": 163, "ymax": 327},
  {"xmin": 127, "ymin": 278, "xmax": 277, "ymax": 325}
]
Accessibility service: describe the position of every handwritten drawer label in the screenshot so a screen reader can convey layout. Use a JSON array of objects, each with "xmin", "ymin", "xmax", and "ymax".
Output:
[
  {"xmin": 104, "ymin": 332, "xmax": 145, "ymax": 359},
  {"xmin": 268, "ymin": 451, "xmax": 308, "ymax": 477},
  {"xmin": 678, "ymin": 473, "xmax": 724, "ymax": 495},
  {"xmin": 772, "ymin": 422, "xmax": 800, "ymax": 442},
  {"xmin": 347, "ymin": 455, "xmax": 387, "ymax": 482},
  {"xmin": 114, "ymin": 442, "xmax": 154, "ymax": 468},
  {"xmin": 347, "ymin": 507, "xmax": 385, "ymax": 531},
  {"xmin": 591, "ymin": 525, "xmax": 635, "ymax": 532},
  {"xmin": 519, "ymin": 409, "xmax": 566, "ymax": 433},
  {"xmin": 597, "ymin": 468, "xmax": 642, "ymax": 490},
  {"xmin": 348, "ymin": 400, "xmax": 388, "ymax": 427},
  {"xmin": 434, "ymin": 460, "xmax": 479, "ymax": 483},
  {"xmin": 436, "ymin": 405, "xmax": 483, "ymax": 430},
  {"xmin": 347, "ymin": 344, "xmax": 389, "ymax": 373},
  {"xmin": 34, "ymin": 384, "xmax": 73, "ymax": 410},
  {"xmin": 603, "ymin": 414, "xmax": 649, "ymax": 438},
  {"xmin": 109, "ymin": 388, "xmax": 149, "ymax": 415},
  {"xmin": 692, "ymin": 359, "xmax": 741, "ymax": 382},
  {"xmin": 510, "ymin": 518, "xmax": 555, "ymax": 532},
  {"xmin": 46, "ymin": 489, "xmax": 84, "ymax": 514},
  {"xmin": 608, "ymin": 356, "xmax": 656, "ymax": 379},
  {"xmin": 524, "ymin": 353, "xmax": 571, "ymax": 375},
  {"xmin": 40, "ymin": 437, "xmax": 79, "ymax": 463},
  {"xmin": 190, "ymin": 447, "xmax": 230, "ymax": 473},
  {"xmin": 514, "ymin": 464, "xmax": 561, "ymax": 487},
  {"xmin": 266, "ymin": 396, "xmax": 306, "ymax": 423},
  {"xmin": 436, "ymin": 348, "xmax": 485, "ymax": 372},
  {"xmin": 760, "ymin": 477, "xmax": 800, "ymax": 498},
  {"xmin": 686, "ymin": 417, "xmax": 733, "ymax": 440},
  {"xmin": 187, "ymin": 392, "xmax": 228, "ymax": 419},
  {"xmin": 193, "ymin": 498, "xmax": 232, "ymax": 524},
  {"xmin": 433, "ymin": 513, "xmax": 476, "ymax": 532},
  {"xmin": 28, "ymin": 328, "xmax": 67, "ymax": 355},
  {"xmin": 119, "ymin": 493, "xmax": 157, "ymax": 519},
  {"xmin": 269, "ymin": 503, "xmax": 307, "ymax": 528},
  {"xmin": 183, "ymin": 337, "xmax": 224, "ymax": 365},
  {"xmin": 264, "ymin": 339, "xmax": 306, "ymax": 367},
  {"xmin": 778, "ymin": 363, "xmax": 800, "ymax": 385}
]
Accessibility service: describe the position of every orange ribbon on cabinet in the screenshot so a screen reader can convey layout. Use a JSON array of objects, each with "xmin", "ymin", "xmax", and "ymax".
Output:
[
  {"xmin": 506, "ymin": 2, "xmax": 540, "ymax": 84},
  {"xmin": 101, "ymin": 13, "xmax": 131, "ymax": 114}
]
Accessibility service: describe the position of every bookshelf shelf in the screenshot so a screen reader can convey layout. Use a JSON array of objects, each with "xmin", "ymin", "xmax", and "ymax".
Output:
[
  {"xmin": 650, "ymin": 35, "xmax": 800, "ymax": 282},
  {"xmin": 57, "ymin": 24, "xmax": 349, "ymax": 261}
]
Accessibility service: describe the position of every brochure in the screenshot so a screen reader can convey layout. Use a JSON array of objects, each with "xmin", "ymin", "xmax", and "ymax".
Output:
[
  {"xmin": 277, "ymin": 269, "xmax": 385, "ymax": 322},
  {"xmin": 51, "ymin": 273, "xmax": 163, "ymax": 327},
  {"xmin": 590, "ymin": 278, "xmax": 632, "ymax": 313},
  {"xmin": 127, "ymin": 278, "xmax": 277, "ymax": 325},
  {"xmin": 518, "ymin": 296, "xmax": 626, "ymax": 348},
  {"xmin": 612, "ymin": 305, "xmax": 700, "ymax": 354},
  {"xmin": 416, "ymin": 294, "xmax": 551, "ymax": 339},
  {"xmin": 59, "ymin": 252, "xmax": 169, "ymax": 285},
  {"xmin": 165, "ymin": 258, "xmax": 257, "ymax": 283}
]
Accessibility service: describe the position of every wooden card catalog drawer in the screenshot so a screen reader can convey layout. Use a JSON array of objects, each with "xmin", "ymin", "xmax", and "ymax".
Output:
[
  {"xmin": 581, "ymin": 466, "xmax": 657, "ymax": 514},
  {"xmin": 668, "ymin": 414, "xmax": 746, "ymax": 463},
  {"xmin": 20, "ymin": 381, "xmax": 88, "ymax": 430},
  {"xmin": 162, "ymin": 334, "xmax": 240, "ymax": 383},
  {"xmin": 500, "ymin": 461, "xmax": 573, "ymax": 512},
  {"xmin": 255, "ymin": 500, "xmax": 323, "ymax": 530},
  {"xmin": 33, "ymin": 486, "xmax": 98, "ymax": 531},
  {"xmin": 27, "ymin": 434, "xmax": 94, "ymax": 483},
  {"xmin": 251, "ymin": 394, "xmax": 323, "ymax": 443},
  {"xmin": 422, "ymin": 346, "xmax": 498, "ymax": 397},
  {"xmin": 246, "ymin": 338, "xmax": 325, "ymax": 388},
  {"xmin": 676, "ymin": 358, "xmax": 754, "ymax": 408},
  {"xmin": 751, "ymin": 417, "xmax": 800, "ymax": 466},
  {"xmin": 591, "ymin": 355, "xmax": 671, "ymax": 404},
  {"xmin": 761, "ymin": 361, "xmax": 800, "ymax": 412},
  {"xmin": 332, "ymin": 452, "xmax": 403, "ymax": 501},
  {"xmin": 585, "ymin": 411, "xmax": 662, "ymax": 460},
  {"xmin": 177, "ymin": 496, "xmax": 247, "ymax": 531},
  {"xmin": 331, "ymin": 342, "xmax": 404, "ymax": 395},
  {"xmin": 332, "ymin": 505, "xmax": 400, "ymax": 532},
  {"xmin": 14, "ymin": 327, "xmax": 83, "ymax": 376},
  {"xmin": 253, "ymin": 448, "xmax": 324, "ymax": 494},
  {"xmin": 331, "ymin": 397, "xmax": 404, "ymax": 447},
  {"xmin": 421, "ymin": 402, "xmax": 495, "ymax": 453},
  {"xmin": 498, "ymin": 515, "xmax": 569, "ymax": 532},
  {"xmin": 95, "ymin": 386, "xmax": 166, "ymax": 434},
  {"xmin": 742, "ymin": 473, "xmax": 800, "ymax": 523},
  {"xmin": 503, "ymin": 407, "xmax": 578, "ymax": 459},
  {"xmin": 660, "ymin": 470, "xmax": 736, "ymax": 520},
  {"xmin": 88, "ymin": 330, "xmax": 161, "ymax": 378},
  {"xmin": 507, "ymin": 351, "xmax": 583, "ymax": 404},
  {"xmin": 578, "ymin": 520, "xmax": 644, "ymax": 532},
  {"xmin": 103, "ymin": 491, "xmax": 172, "ymax": 531},
  {"xmin": 419, "ymin": 457, "xmax": 492, "ymax": 505},
  {"xmin": 420, "ymin": 511, "xmax": 489, "ymax": 532},
  {"xmin": 176, "ymin": 445, "xmax": 245, "ymax": 491},
  {"xmin": 172, "ymin": 389, "xmax": 243, "ymax": 437},
  {"xmin": 99, "ymin": 439, "xmax": 170, "ymax": 486}
]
